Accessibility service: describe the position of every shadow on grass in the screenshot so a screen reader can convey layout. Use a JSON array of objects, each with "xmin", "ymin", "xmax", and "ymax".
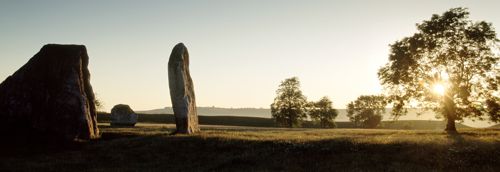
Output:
[
  {"xmin": 1, "ymin": 130, "xmax": 499, "ymax": 172},
  {"xmin": 99, "ymin": 132, "xmax": 142, "ymax": 141}
]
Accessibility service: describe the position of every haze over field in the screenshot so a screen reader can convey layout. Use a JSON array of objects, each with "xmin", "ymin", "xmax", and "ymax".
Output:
[{"xmin": 1, "ymin": 1, "xmax": 499, "ymax": 128}]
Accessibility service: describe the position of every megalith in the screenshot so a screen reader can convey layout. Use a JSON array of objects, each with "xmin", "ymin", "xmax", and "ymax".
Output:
[
  {"xmin": 110, "ymin": 104, "xmax": 138, "ymax": 127},
  {"xmin": 168, "ymin": 43, "xmax": 200, "ymax": 134},
  {"xmin": 0, "ymin": 44, "xmax": 99, "ymax": 141}
]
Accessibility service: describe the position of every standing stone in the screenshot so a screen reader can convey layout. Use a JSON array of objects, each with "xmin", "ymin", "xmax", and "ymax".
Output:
[
  {"xmin": 0, "ymin": 44, "xmax": 99, "ymax": 141},
  {"xmin": 168, "ymin": 43, "xmax": 200, "ymax": 134},
  {"xmin": 110, "ymin": 104, "xmax": 138, "ymax": 127}
]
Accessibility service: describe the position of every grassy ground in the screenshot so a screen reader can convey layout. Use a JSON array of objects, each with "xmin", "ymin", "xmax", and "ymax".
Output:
[{"xmin": 1, "ymin": 123, "xmax": 499, "ymax": 172}]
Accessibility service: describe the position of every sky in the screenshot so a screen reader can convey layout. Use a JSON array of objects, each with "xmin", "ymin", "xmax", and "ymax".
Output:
[{"xmin": 1, "ymin": 0, "xmax": 499, "ymax": 115}]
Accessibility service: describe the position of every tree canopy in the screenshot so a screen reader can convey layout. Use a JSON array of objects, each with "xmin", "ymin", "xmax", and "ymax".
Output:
[
  {"xmin": 309, "ymin": 96, "xmax": 338, "ymax": 128},
  {"xmin": 347, "ymin": 95, "xmax": 387, "ymax": 128},
  {"xmin": 378, "ymin": 7, "xmax": 500, "ymax": 132},
  {"xmin": 271, "ymin": 77, "xmax": 308, "ymax": 127}
]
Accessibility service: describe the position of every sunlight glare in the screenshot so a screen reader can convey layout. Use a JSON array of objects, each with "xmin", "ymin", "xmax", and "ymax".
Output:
[{"xmin": 432, "ymin": 83, "xmax": 446, "ymax": 96}]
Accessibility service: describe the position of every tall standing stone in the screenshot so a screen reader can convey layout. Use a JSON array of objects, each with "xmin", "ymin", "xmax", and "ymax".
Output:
[
  {"xmin": 0, "ymin": 44, "xmax": 99, "ymax": 141},
  {"xmin": 168, "ymin": 43, "xmax": 200, "ymax": 134}
]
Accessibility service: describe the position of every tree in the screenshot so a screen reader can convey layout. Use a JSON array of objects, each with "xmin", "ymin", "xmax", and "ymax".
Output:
[
  {"xmin": 309, "ymin": 96, "xmax": 338, "ymax": 128},
  {"xmin": 94, "ymin": 93, "xmax": 105, "ymax": 112},
  {"xmin": 271, "ymin": 77, "xmax": 308, "ymax": 127},
  {"xmin": 378, "ymin": 8, "xmax": 500, "ymax": 133},
  {"xmin": 346, "ymin": 95, "xmax": 387, "ymax": 128}
]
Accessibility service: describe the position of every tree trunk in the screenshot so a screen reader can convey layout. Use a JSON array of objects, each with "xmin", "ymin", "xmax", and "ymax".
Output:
[
  {"xmin": 445, "ymin": 118, "xmax": 457, "ymax": 133},
  {"xmin": 443, "ymin": 94, "xmax": 457, "ymax": 133}
]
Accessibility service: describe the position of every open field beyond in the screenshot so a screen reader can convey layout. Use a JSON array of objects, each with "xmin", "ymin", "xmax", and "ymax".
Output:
[{"xmin": 97, "ymin": 113, "xmax": 473, "ymax": 130}]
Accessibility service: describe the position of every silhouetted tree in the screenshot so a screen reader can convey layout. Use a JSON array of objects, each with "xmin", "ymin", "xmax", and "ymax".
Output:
[
  {"xmin": 378, "ymin": 7, "xmax": 500, "ymax": 133},
  {"xmin": 94, "ymin": 93, "xmax": 105, "ymax": 112},
  {"xmin": 347, "ymin": 95, "xmax": 387, "ymax": 128},
  {"xmin": 271, "ymin": 77, "xmax": 308, "ymax": 127},
  {"xmin": 309, "ymin": 96, "xmax": 338, "ymax": 128}
]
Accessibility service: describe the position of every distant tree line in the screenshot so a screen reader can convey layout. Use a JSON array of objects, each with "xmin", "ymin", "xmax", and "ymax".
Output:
[
  {"xmin": 270, "ymin": 77, "xmax": 338, "ymax": 128},
  {"xmin": 270, "ymin": 77, "xmax": 388, "ymax": 128},
  {"xmin": 347, "ymin": 95, "xmax": 387, "ymax": 128}
]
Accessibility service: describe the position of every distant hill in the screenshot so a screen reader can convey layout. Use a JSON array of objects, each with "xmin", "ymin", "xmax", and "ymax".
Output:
[
  {"xmin": 490, "ymin": 124, "xmax": 500, "ymax": 128},
  {"xmin": 98, "ymin": 113, "xmax": 470, "ymax": 130}
]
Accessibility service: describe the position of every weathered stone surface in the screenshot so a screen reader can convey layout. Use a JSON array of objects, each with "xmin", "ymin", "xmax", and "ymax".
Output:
[
  {"xmin": 110, "ymin": 104, "xmax": 137, "ymax": 126},
  {"xmin": 0, "ymin": 44, "xmax": 99, "ymax": 141},
  {"xmin": 168, "ymin": 43, "xmax": 200, "ymax": 134}
]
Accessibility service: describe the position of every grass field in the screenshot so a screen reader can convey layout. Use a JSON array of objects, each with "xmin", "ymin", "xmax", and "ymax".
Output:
[
  {"xmin": 1, "ymin": 123, "xmax": 499, "ymax": 171},
  {"xmin": 97, "ymin": 113, "xmax": 471, "ymax": 130}
]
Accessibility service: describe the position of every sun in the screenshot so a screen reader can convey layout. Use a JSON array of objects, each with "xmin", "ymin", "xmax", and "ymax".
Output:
[{"xmin": 432, "ymin": 83, "xmax": 446, "ymax": 96}]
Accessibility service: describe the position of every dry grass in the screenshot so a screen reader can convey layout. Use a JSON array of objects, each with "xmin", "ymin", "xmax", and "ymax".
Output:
[{"xmin": 1, "ymin": 123, "xmax": 499, "ymax": 171}]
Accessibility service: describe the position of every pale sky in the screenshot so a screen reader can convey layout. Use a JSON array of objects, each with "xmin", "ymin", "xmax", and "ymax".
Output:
[{"xmin": 1, "ymin": 0, "xmax": 499, "ymax": 112}]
